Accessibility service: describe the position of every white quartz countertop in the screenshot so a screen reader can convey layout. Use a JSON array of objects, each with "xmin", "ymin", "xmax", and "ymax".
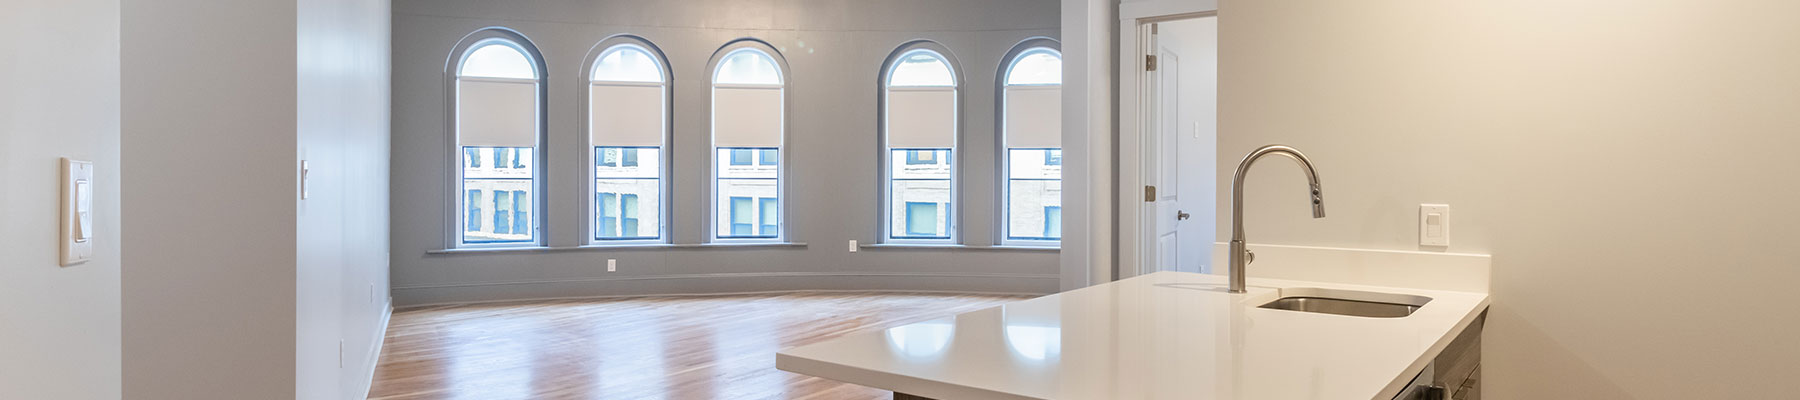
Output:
[{"xmin": 777, "ymin": 271, "xmax": 1491, "ymax": 400}]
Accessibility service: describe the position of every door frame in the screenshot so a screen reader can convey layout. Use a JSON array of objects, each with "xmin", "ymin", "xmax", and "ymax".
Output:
[{"xmin": 1117, "ymin": 1, "xmax": 1217, "ymax": 279}]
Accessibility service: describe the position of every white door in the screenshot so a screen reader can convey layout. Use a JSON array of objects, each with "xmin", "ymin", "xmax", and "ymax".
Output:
[
  {"xmin": 1142, "ymin": 18, "xmax": 1217, "ymax": 275},
  {"xmin": 1148, "ymin": 28, "xmax": 1186, "ymax": 274}
]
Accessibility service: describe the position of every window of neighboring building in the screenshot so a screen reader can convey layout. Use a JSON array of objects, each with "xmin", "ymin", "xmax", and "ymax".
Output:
[
  {"xmin": 905, "ymin": 201, "xmax": 943, "ymax": 237},
  {"xmin": 711, "ymin": 41, "xmax": 786, "ymax": 241},
  {"xmin": 453, "ymin": 33, "xmax": 543, "ymax": 247},
  {"xmin": 881, "ymin": 44, "xmax": 959, "ymax": 242},
  {"xmin": 1000, "ymin": 42, "xmax": 1063, "ymax": 245},
  {"xmin": 588, "ymin": 38, "xmax": 669, "ymax": 242},
  {"xmin": 729, "ymin": 196, "xmax": 755, "ymax": 236}
]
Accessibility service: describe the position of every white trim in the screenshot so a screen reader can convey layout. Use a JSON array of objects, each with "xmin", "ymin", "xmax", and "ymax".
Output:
[
  {"xmin": 444, "ymin": 29, "xmax": 548, "ymax": 250},
  {"xmin": 1120, "ymin": 0, "xmax": 1218, "ymax": 21},
  {"xmin": 705, "ymin": 39, "xmax": 792, "ymax": 244},
  {"xmin": 995, "ymin": 39, "xmax": 1064, "ymax": 249},
  {"xmin": 878, "ymin": 41, "xmax": 963, "ymax": 245},
  {"xmin": 580, "ymin": 35, "xmax": 674, "ymax": 247},
  {"xmin": 355, "ymin": 302, "xmax": 392, "ymax": 400},
  {"xmin": 1117, "ymin": 4, "xmax": 1219, "ymax": 280}
]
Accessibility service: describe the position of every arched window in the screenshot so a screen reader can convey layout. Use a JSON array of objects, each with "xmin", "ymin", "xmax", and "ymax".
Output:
[
  {"xmin": 586, "ymin": 37, "xmax": 669, "ymax": 243},
  {"xmin": 709, "ymin": 40, "xmax": 787, "ymax": 241},
  {"xmin": 880, "ymin": 43, "xmax": 959, "ymax": 243},
  {"xmin": 999, "ymin": 40, "xmax": 1062, "ymax": 245},
  {"xmin": 451, "ymin": 30, "xmax": 545, "ymax": 247}
]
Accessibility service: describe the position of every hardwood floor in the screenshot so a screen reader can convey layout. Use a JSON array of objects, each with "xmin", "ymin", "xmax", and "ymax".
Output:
[{"xmin": 368, "ymin": 292, "xmax": 1033, "ymax": 400}]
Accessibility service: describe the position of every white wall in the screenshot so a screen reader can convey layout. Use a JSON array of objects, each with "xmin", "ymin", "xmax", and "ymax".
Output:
[
  {"xmin": 391, "ymin": 0, "xmax": 1061, "ymax": 305},
  {"xmin": 1060, "ymin": 0, "xmax": 1118, "ymax": 289},
  {"xmin": 0, "ymin": 0, "xmax": 122, "ymax": 398},
  {"xmin": 123, "ymin": 0, "xmax": 393, "ymax": 398},
  {"xmin": 1218, "ymin": 1, "xmax": 1800, "ymax": 398},
  {"xmin": 297, "ymin": 0, "xmax": 393, "ymax": 398}
]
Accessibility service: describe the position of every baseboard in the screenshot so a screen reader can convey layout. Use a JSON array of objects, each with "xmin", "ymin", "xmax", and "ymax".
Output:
[
  {"xmin": 357, "ymin": 301, "xmax": 393, "ymax": 400},
  {"xmin": 396, "ymin": 288, "xmax": 1051, "ymax": 309},
  {"xmin": 393, "ymin": 272, "xmax": 1059, "ymax": 307}
]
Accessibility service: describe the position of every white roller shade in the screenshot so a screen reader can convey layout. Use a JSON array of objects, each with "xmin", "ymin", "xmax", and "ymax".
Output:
[
  {"xmin": 1004, "ymin": 85, "xmax": 1062, "ymax": 148},
  {"xmin": 712, "ymin": 86, "xmax": 784, "ymax": 147},
  {"xmin": 885, "ymin": 87, "xmax": 956, "ymax": 149},
  {"xmin": 590, "ymin": 83, "xmax": 665, "ymax": 147},
  {"xmin": 458, "ymin": 79, "xmax": 537, "ymax": 147}
]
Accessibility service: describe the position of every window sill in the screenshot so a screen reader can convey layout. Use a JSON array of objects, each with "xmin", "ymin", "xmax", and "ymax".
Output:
[
  {"xmin": 860, "ymin": 243, "xmax": 1060, "ymax": 252},
  {"xmin": 426, "ymin": 242, "xmax": 807, "ymax": 255},
  {"xmin": 683, "ymin": 242, "xmax": 808, "ymax": 249},
  {"xmin": 428, "ymin": 246, "xmax": 556, "ymax": 255}
]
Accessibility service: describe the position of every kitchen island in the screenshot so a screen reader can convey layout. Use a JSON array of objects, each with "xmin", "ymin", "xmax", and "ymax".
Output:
[{"xmin": 777, "ymin": 271, "xmax": 1489, "ymax": 399}]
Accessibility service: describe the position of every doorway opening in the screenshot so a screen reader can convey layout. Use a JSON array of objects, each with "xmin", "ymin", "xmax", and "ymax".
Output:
[{"xmin": 1121, "ymin": 14, "xmax": 1218, "ymax": 279}]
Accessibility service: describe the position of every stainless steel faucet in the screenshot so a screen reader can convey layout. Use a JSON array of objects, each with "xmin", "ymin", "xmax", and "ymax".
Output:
[{"xmin": 1227, "ymin": 145, "xmax": 1325, "ymax": 293}]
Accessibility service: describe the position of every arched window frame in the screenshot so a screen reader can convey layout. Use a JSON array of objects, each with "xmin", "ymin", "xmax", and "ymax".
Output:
[
  {"xmin": 445, "ymin": 28, "xmax": 549, "ymax": 249},
  {"xmin": 705, "ymin": 39, "xmax": 791, "ymax": 243},
  {"xmin": 877, "ymin": 41, "xmax": 963, "ymax": 244},
  {"xmin": 580, "ymin": 35, "xmax": 673, "ymax": 245},
  {"xmin": 996, "ymin": 37, "xmax": 1063, "ymax": 247}
]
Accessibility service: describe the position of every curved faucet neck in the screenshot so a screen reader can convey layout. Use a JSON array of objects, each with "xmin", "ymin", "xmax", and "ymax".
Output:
[{"xmin": 1226, "ymin": 145, "xmax": 1325, "ymax": 293}]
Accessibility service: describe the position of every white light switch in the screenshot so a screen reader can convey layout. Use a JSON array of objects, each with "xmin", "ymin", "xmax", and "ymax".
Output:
[
  {"xmin": 62, "ymin": 158, "xmax": 95, "ymax": 266},
  {"xmin": 299, "ymin": 160, "xmax": 311, "ymax": 200},
  {"xmin": 74, "ymin": 180, "xmax": 92, "ymax": 242},
  {"xmin": 1419, "ymin": 204, "xmax": 1450, "ymax": 247},
  {"xmin": 848, "ymin": 240, "xmax": 858, "ymax": 252}
]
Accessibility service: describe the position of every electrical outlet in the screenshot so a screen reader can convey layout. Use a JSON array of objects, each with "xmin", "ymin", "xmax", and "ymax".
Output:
[
  {"xmin": 607, "ymin": 259, "xmax": 617, "ymax": 272},
  {"xmin": 848, "ymin": 240, "xmax": 858, "ymax": 252}
]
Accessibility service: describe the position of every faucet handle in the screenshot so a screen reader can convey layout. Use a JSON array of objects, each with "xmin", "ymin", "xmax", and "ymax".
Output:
[{"xmin": 1246, "ymin": 249, "xmax": 1256, "ymax": 265}]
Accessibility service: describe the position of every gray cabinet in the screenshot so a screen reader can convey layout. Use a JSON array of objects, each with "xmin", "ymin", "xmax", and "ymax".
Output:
[{"xmin": 1396, "ymin": 311, "xmax": 1484, "ymax": 400}]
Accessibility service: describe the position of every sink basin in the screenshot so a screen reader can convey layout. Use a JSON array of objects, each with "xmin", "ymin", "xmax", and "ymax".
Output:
[{"xmin": 1258, "ymin": 287, "xmax": 1432, "ymax": 318}]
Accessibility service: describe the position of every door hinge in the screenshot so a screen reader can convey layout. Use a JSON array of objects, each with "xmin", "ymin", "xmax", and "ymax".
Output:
[
  {"xmin": 1146, "ymin": 55, "xmax": 1158, "ymax": 71},
  {"xmin": 1144, "ymin": 185, "xmax": 1157, "ymax": 202}
]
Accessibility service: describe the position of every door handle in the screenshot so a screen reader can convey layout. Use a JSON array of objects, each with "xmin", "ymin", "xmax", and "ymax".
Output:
[{"xmin": 1176, "ymin": 210, "xmax": 1190, "ymax": 221}]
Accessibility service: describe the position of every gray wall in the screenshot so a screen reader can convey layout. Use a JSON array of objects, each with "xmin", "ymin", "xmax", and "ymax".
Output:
[
  {"xmin": 1219, "ymin": 1, "xmax": 1800, "ymax": 398},
  {"xmin": 392, "ymin": 0, "xmax": 1062, "ymax": 305},
  {"xmin": 298, "ymin": 0, "xmax": 394, "ymax": 398},
  {"xmin": 0, "ymin": 0, "xmax": 122, "ymax": 398},
  {"xmin": 123, "ymin": 0, "xmax": 393, "ymax": 398},
  {"xmin": 122, "ymin": 0, "xmax": 298, "ymax": 397}
]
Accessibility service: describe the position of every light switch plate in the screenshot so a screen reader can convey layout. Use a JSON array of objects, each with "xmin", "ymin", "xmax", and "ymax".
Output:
[
  {"xmin": 61, "ymin": 158, "xmax": 95, "ymax": 266},
  {"xmin": 299, "ymin": 160, "xmax": 310, "ymax": 200},
  {"xmin": 1419, "ymin": 204, "xmax": 1450, "ymax": 247}
]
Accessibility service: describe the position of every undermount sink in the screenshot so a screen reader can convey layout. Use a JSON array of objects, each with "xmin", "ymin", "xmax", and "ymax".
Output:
[{"xmin": 1258, "ymin": 287, "xmax": 1432, "ymax": 318}]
